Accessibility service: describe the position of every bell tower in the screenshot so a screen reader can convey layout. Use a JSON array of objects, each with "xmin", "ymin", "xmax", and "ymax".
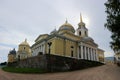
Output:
[{"xmin": 77, "ymin": 14, "xmax": 88, "ymax": 37}]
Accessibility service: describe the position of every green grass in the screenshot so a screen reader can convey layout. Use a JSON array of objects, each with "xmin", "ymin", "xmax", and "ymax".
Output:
[{"xmin": 2, "ymin": 67, "xmax": 47, "ymax": 73}]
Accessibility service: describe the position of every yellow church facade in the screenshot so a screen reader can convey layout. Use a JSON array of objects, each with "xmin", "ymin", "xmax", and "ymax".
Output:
[
  {"xmin": 8, "ymin": 39, "xmax": 32, "ymax": 62},
  {"xmin": 97, "ymin": 48, "xmax": 104, "ymax": 62},
  {"xmin": 31, "ymin": 15, "xmax": 104, "ymax": 62},
  {"xmin": 16, "ymin": 39, "xmax": 31, "ymax": 60}
]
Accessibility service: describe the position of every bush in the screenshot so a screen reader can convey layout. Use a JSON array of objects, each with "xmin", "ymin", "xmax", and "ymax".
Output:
[{"xmin": 0, "ymin": 62, "xmax": 7, "ymax": 65}]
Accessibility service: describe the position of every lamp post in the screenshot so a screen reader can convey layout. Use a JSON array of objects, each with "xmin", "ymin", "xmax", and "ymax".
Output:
[
  {"xmin": 48, "ymin": 42, "xmax": 52, "ymax": 55},
  {"xmin": 47, "ymin": 42, "xmax": 52, "ymax": 72}
]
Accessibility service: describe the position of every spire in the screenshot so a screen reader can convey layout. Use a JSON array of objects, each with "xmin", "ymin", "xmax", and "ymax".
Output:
[
  {"xmin": 80, "ymin": 13, "xmax": 83, "ymax": 22},
  {"xmin": 65, "ymin": 18, "xmax": 68, "ymax": 23},
  {"xmin": 25, "ymin": 38, "xmax": 27, "ymax": 42},
  {"xmin": 78, "ymin": 13, "xmax": 86, "ymax": 28}
]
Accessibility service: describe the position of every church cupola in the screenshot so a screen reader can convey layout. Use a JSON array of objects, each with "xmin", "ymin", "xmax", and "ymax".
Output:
[
  {"xmin": 17, "ymin": 39, "xmax": 31, "ymax": 60},
  {"xmin": 77, "ymin": 14, "xmax": 88, "ymax": 37},
  {"xmin": 58, "ymin": 19, "xmax": 75, "ymax": 34}
]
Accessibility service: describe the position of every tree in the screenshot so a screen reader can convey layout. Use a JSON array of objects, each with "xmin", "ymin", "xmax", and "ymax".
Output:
[
  {"xmin": 105, "ymin": 0, "xmax": 120, "ymax": 52},
  {"xmin": 0, "ymin": 62, "xmax": 7, "ymax": 65}
]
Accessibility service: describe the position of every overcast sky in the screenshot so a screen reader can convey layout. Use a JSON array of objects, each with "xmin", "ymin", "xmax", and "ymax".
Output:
[{"xmin": 0, "ymin": 0, "xmax": 114, "ymax": 63}]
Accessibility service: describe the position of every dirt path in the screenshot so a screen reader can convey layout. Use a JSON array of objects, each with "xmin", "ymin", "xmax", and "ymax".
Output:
[{"xmin": 0, "ymin": 64, "xmax": 120, "ymax": 80}]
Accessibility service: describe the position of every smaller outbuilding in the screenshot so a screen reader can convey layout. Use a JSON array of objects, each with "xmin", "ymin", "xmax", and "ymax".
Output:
[{"xmin": 8, "ymin": 48, "xmax": 16, "ymax": 63}]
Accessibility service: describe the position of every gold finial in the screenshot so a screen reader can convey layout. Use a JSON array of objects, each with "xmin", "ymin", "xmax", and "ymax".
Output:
[
  {"xmin": 80, "ymin": 13, "xmax": 83, "ymax": 22},
  {"xmin": 65, "ymin": 18, "xmax": 68, "ymax": 23},
  {"xmin": 25, "ymin": 38, "xmax": 27, "ymax": 42}
]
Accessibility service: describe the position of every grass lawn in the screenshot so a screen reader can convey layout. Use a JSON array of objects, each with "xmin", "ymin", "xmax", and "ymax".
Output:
[{"xmin": 2, "ymin": 67, "xmax": 47, "ymax": 73}]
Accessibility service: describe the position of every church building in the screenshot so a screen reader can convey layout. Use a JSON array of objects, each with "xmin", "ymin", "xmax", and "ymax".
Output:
[
  {"xmin": 31, "ymin": 14, "xmax": 104, "ymax": 62},
  {"xmin": 8, "ymin": 48, "xmax": 16, "ymax": 63},
  {"xmin": 8, "ymin": 39, "xmax": 32, "ymax": 62},
  {"xmin": 16, "ymin": 39, "xmax": 31, "ymax": 60}
]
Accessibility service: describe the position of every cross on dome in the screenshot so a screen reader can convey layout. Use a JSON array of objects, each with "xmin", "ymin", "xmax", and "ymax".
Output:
[{"xmin": 25, "ymin": 38, "xmax": 27, "ymax": 42}]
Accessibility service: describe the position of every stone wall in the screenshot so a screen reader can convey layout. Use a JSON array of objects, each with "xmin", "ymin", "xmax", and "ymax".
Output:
[
  {"xmin": 17, "ymin": 55, "xmax": 47, "ymax": 69},
  {"xmin": 45, "ymin": 54, "xmax": 104, "ymax": 71},
  {"xmin": 8, "ymin": 54, "xmax": 104, "ymax": 71}
]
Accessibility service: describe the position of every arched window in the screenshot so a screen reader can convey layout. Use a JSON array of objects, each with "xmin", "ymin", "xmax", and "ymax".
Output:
[
  {"xmin": 79, "ymin": 31, "xmax": 81, "ymax": 36},
  {"xmin": 24, "ymin": 47, "xmax": 26, "ymax": 50}
]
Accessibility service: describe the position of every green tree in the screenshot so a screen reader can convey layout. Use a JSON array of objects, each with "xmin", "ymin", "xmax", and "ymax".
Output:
[{"xmin": 105, "ymin": 0, "xmax": 120, "ymax": 52}]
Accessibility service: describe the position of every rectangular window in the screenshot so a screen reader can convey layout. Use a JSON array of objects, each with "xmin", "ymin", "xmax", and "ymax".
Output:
[{"xmin": 71, "ymin": 50, "xmax": 73, "ymax": 57}]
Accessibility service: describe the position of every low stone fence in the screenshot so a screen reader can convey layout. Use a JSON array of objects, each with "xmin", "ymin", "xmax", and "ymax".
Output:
[
  {"xmin": 7, "ymin": 54, "xmax": 104, "ymax": 71},
  {"xmin": 17, "ymin": 55, "xmax": 47, "ymax": 69},
  {"xmin": 46, "ymin": 54, "xmax": 103, "ymax": 71}
]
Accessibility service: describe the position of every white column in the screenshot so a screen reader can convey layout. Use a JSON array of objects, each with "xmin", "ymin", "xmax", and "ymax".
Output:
[
  {"xmin": 88, "ymin": 48, "xmax": 90, "ymax": 60},
  {"xmin": 84, "ymin": 46, "xmax": 87, "ymax": 60},
  {"xmin": 77, "ymin": 46, "xmax": 79, "ymax": 59},
  {"xmin": 81, "ymin": 46, "xmax": 83, "ymax": 59},
  {"xmin": 91, "ymin": 48, "xmax": 94, "ymax": 61}
]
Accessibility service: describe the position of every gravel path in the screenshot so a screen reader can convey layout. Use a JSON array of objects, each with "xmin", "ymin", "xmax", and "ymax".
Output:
[{"xmin": 0, "ymin": 64, "xmax": 120, "ymax": 80}]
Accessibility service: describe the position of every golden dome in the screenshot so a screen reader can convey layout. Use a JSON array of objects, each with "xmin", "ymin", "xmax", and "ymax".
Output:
[
  {"xmin": 59, "ymin": 20, "xmax": 75, "ymax": 33},
  {"xmin": 19, "ymin": 39, "xmax": 30, "ymax": 46}
]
